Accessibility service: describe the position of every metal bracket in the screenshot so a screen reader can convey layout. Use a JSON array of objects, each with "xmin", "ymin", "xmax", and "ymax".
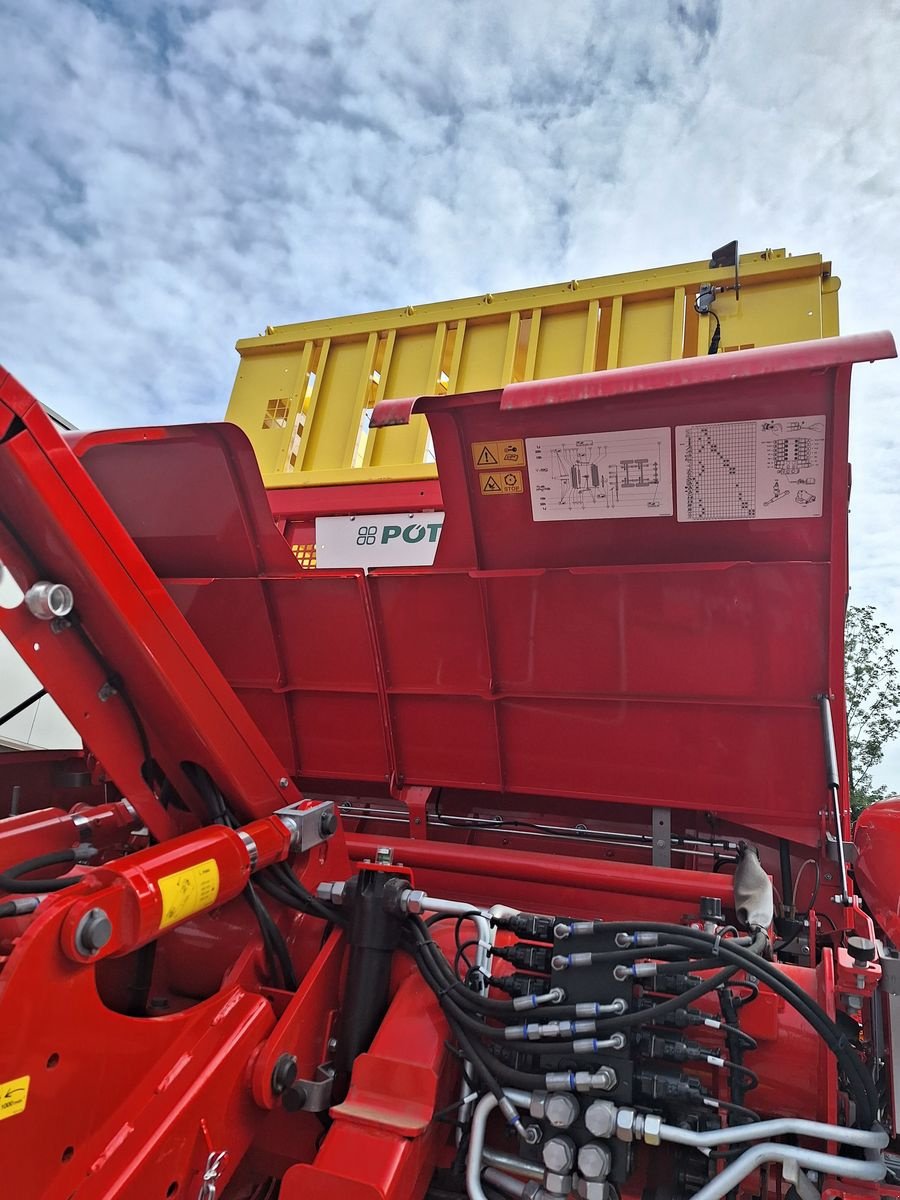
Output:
[
  {"xmin": 651, "ymin": 808, "xmax": 671, "ymax": 869},
  {"xmin": 825, "ymin": 833, "xmax": 857, "ymax": 865},
  {"xmin": 782, "ymin": 1157, "xmax": 821, "ymax": 1200},
  {"xmin": 291, "ymin": 1063, "xmax": 334, "ymax": 1113},
  {"xmin": 274, "ymin": 800, "xmax": 337, "ymax": 854}
]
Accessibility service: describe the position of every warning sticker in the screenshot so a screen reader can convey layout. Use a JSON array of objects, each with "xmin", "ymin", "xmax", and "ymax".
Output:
[
  {"xmin": 480, "ymin": 470, "xmax": 524, "ymax": 496},
  {"xmin": 158, "ymin": 859, "xmax": 220, "ymax": 929},
  {"xmin": 471, "ymin": 440, "xmax": 525, "ymax": 469},
  {"xmin": 0, "ymin": 1075, "xmax": 29, "ymax": 1122}
]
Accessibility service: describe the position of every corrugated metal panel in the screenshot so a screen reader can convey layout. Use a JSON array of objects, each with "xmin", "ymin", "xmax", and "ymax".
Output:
[{"xmin": 226, "ymin": 248, "xmax": 838, "ymax": 488}]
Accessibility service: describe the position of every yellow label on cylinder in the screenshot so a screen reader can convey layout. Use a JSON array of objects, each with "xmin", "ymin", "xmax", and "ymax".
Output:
[{"xmin": 157, "ymin": 859, "xmax": 220, "ymax": 929}]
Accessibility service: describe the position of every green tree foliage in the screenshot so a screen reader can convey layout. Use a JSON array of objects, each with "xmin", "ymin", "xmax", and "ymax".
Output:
[{"xmin": 845, "ymin": 605, "xmax": 900, "ymax": 815}]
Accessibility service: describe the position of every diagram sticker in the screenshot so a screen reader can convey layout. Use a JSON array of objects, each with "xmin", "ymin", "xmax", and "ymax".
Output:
[
  {"xmin": 675, "ymin": 415, "xmax": 826, "ymax": 522},
  {"xmin": 525, "ymin": 427, "xmax": 673, "ymax": 521}
]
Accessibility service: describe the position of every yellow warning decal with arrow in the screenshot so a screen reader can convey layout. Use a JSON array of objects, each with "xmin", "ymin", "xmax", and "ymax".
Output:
[
  {"xmin": 0, "ymin": 1075, "xmax": 29, "ymax": 1121},
  {"xmin": 480, "ymin": 470, "xmax": 524, "ymax": 496},
  {"xmin": 471, "ymin": 440, "xmax": 525, "ymax": 469}
]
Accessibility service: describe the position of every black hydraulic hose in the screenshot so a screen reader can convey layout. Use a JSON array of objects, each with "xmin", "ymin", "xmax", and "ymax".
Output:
[
  {"xmin": 0, "ymin": 848, "xmax": 87, "ymax": 893},
  {"xmin": 617, "ymin": 923, "xmax": 877, "ymax": 1126}
]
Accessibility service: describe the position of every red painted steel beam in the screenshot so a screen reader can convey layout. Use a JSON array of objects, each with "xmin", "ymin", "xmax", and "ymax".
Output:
[
  {"xmin": 346, "ymin": 834, "xmax": 730, "ymax": 905},
  {"xmin": 369, "ymin": 332, "xmax": 896, "ymax": 427}
]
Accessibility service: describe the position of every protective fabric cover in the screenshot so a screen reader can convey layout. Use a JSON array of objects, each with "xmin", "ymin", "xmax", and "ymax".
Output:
[{"xmin": 733, "ymin": 845, "xmax": 775, "ymax": 931}]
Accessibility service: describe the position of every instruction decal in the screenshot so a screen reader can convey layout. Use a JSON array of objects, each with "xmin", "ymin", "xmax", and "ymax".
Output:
[
  {"xmin": 480, "ymin": 469, "xmax": 524, "ymax": 496},
  {"xmin": 158, "ymin": 858, "xmax": 220, "ymax": 929},
  {"xmin": 471, "ymin": 439, "xmax": 525, "ymax": 469},
  {"xmin": 0, "ymin": 1075, "xmax": 29, "ymax": 1121},
  {"xmin": 525, "ymin": 427, "xmax": 672, "ymax": 521},
  {"xmin": 675, "ymin": 415, "xmax": 826, "ymax": 522}
]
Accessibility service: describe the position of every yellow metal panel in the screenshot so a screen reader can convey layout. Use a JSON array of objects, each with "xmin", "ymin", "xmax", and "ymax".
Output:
[
  {"xmin": 225, "ymin": 346, "xmax": 310, "ymax": 476},
  {"xmin": 455, "ymin": 319, "xmax": 512, "ymax": 392},
  {"xmin": 228, "ymin": 248, "xmax": 838, "ymax": 487},
  {"xmin": 368, "ymin": 326, "xmax": 443, "ymax": 467},
  {"xmin": 295, "ymin": 338, "xmax": 374, "ymax": 472},
  {"xmin": 533, "ymin": 307, "xmax": 590, "ymax": 380},
  {"xmin": 619, "ymin": 296, "xmax": 672, "ymax": 367}
]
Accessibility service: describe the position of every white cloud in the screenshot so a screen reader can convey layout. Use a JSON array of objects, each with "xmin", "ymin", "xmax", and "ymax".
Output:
[{"xmin": 1, "ymin": 0, "xmax": 899, "ymax": 782}]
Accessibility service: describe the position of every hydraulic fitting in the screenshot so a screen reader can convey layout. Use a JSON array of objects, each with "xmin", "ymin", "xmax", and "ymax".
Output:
[
  {"xmin": 577, "ymin": 1141, "xmax": 612, "ymax": 1180},
  {"xmin": 542, "ymin": 1135, "xmax": 576, "ymax": 1174},
  {"xmin": 584, "ymin": 1099, "xmax": 617, "ymax": 1139},
  {"xmin": 530, "ymin": 1090, "xmax": 580, "ymax": 1129}
]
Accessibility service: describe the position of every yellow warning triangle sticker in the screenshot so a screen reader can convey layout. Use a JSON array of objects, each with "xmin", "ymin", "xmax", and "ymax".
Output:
[
  {"xmin": 477, "ymin": 445, "xmax": 499, "ymax": 466},
  {"xmin": 482, "ymin": 474, "xmax": 501, "ymax": 492}
]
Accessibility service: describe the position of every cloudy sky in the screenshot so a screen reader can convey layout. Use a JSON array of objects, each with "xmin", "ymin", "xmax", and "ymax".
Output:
[{"xmin": 2, "ymin": 0, "xmax": 900, "ymax": 782}]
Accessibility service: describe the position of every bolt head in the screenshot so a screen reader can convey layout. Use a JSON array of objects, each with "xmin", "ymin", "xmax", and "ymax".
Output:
[
  {"xmin": 585, "ymin": 1099, "xmax": 617, "ymax": 1139},
  {"xmin": 577, "ymin": 1141, "xmax": 612, "ymax": 1180},
  {"xmin": 544, "ymin": 1092, "xmax": 580, "ymax": 1129},
  {"xmin": 75, "ymin": 907, "xmax": 112, "ymax": 956},
  {"xmin": 542, "ymin": 1135, "xmax": 576, "ymax": 1174},
  {"xmin": 278, "ymin": 777, "xmax": 290, "ymax": 789}
]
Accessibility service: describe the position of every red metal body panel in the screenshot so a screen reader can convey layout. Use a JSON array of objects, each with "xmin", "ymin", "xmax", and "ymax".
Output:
[{"xmin": 0, "ymin": 334, "xmax": 893, "ymax": 1200}]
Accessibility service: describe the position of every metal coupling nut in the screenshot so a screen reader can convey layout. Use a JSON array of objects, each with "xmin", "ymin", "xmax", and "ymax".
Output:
[
  {"xmin": 640, "ymin": 1112, "xmax": 662, "ymax": 1146},
  {"xmin": 590, "ymin": 1067, "xmax": 618, "ymax": 1092},
  {"xmin": 577, "ymin": 1181, "xmax": 611, "ymax": 1200},
  {"xmin": 543, "ymin": 1172, "xmax": 574, "ymax": 1196},
  {"xmin": 316, "ymin": 881, "xmax": 346, "ymax": 906},
  {"xmin": 615, "ymin": 1108, "xmax": 636, "ymax": 1142},
  {"xmin": 25, "ymin": 580, "xmax": 74, "ymax": 620},
  {"xmin": 400, "ymin": 888, "xmax": 427, "ymax": 914}
]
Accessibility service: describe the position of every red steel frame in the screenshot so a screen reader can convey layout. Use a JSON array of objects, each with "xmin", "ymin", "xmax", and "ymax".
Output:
[{"xmin": 0, "ymin": 332, "xmax": 894, "ymax": 1199}]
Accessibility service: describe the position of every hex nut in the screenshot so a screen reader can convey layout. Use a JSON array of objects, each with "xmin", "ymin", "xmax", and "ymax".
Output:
[
  {"xmin": 542, "ymin": 1135, "xmax": 576, "ymax": 1174},
  {"xmin": 577, "ymin": 1142, "xmax": 612, "ymax": 1180},
  {"xmin": 616, "ymin": 1108, "xmax": 636, "ymax": 1142},
  {"xmin": 641, "ymin": 1113, "xmax": 662, "ymax": 1146},
  {"xmin": 544, "ymin": 1092, "xmax": 580, "ymax": 1129},
  {"xmin": 403, "ymin": 889, "xmax": 427, "ymax": 915},
  {"xmin": 592, "ymin": 1066, "xmax": 618, "ymax": 1092},
  {"xmin": 585, "ymin": 1099, "xmax": 617, "ymax": 1139},
  {"xmin": 576, "ymin": 1182, "xmax": 611, "ymax": 1200}
]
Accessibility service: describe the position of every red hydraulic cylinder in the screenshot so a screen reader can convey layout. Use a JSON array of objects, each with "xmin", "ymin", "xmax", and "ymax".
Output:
[
  {"xmin": 0, "ymin": 799, "xmax": 139, "ymax": 869},
  {"xmin": 60, "ymin": 813, "xmax": 295, "ymax": 963}
]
